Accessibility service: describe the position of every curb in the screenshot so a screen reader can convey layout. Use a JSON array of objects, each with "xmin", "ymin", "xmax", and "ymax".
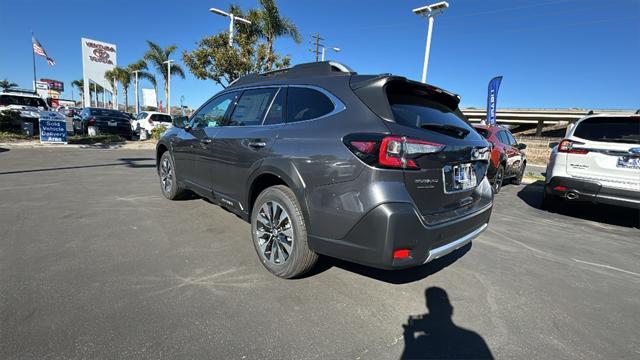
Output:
[{"xmin": 0, "ymin": 141, "xmax": 157, "ymax": 150}]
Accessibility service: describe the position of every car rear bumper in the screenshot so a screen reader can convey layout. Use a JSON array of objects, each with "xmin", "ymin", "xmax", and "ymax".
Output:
[
  {"xmin": 545, "ymin": 176, "xmax": 640, "ymax": 209},
  {"xmin": 95, "ymin": 125, "xmax": 132, "ymax": 137},
  {"xmin": 308, "ymin": 200, "xmax": 492, "ymax": 270}
]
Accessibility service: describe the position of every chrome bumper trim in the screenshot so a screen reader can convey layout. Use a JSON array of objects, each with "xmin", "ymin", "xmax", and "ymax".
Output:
[{"xmin": 424, "ymin": 223, "xmax": 488, "ymax": 263}]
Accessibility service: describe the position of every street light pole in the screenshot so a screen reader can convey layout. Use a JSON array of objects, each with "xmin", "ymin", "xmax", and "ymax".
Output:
[
  {"xmin": 210, "ymin": 7, "xmax": 252, "ymax": 47},
  {"xmin": 413, "ymin": 2, "xmax": 449, "ymax": 83},
  {"xmin": 321, "ymin": 47, "xmax": 341, "ymax": 61},
  {"xmin": 132, "ymin": 70, "xmax": 140, "ymax": 114},
  {"xmin": 163, "ymin": 60, "xmax": 174, "ymax": 115}
]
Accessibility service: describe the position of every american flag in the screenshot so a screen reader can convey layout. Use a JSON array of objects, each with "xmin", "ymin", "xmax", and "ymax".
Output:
[{"xmin": 32, "ymin": 35, "xmax": 55, "ymax": 66}]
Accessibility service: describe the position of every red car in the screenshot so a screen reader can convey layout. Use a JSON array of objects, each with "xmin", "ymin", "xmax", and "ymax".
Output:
[{"xmin": 473, "ymin": 125, "xmax": 527, "ymax": 193}]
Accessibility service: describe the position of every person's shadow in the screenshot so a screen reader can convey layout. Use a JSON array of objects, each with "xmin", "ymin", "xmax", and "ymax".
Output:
[{"xmin": 401, "ymin": 287, "xmax": 493, "ymax": 359}]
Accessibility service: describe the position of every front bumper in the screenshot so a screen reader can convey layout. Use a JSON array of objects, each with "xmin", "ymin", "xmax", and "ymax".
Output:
[
  {"xmin": 545, "ymin": 176, "xmax": 640, "ymax": 209},
  {"xmin": 308, "ymin": 201, "xmax": 492, "ymax": 270}
]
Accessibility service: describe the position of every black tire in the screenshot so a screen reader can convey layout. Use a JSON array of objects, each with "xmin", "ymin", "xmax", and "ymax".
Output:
[
  {"xmin": 492, "ymin": 165, "xmax": 505, "ymax": 194},
  {"xmin": 512, "ymin": 162, "xmax": 526, "ymax": 185},
  {"xmin": 159, "ymin": 151, "xmax": 185, "ymax": 200},
  {"xmin": 251, "ymin": 185, "xmax": 318, "ymax": 279}
]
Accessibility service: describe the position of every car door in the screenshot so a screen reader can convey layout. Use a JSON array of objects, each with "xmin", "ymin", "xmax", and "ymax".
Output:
[
  {"xmin": 183, "ymin": 91, "xmax": 241, "ymax": 196},
  {"xmin": 204, "ymin": 87, "xmax": 284, "ymax": 210}
]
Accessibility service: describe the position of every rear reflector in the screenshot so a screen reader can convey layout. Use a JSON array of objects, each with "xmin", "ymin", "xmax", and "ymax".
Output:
[
  {"xmin": 554, "ymin": 186, "xmax": 568, "ymax": 191},
  {"xmin": 393, "ymin": 249, "xmax": 411, "ymax": 259}
]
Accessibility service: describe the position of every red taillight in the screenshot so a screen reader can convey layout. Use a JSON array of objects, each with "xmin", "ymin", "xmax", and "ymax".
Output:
[
  {"xmin": 554, "ymin": 185, "xmax": 568, "ymax": 191},
  {"xmin": 350, "ymin": 140, "xmax": 376, "ymax": 154},
  {"xmin": 87, "ymin": 117, "xmax": 96, "ymax": 126},
  {"xmin": 393, "ymin": 249, "xmax": 411, "ymax": 259},
  {"xmin": 558, "ymin": 139, "xmax": 588, "ymax": 154},
  {"xmin": 345, "ymin": 135, "xmax": 444, "ymax": 170}
]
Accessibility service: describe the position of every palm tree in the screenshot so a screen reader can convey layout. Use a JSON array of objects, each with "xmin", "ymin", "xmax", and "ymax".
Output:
[
  {"xmin": 256, "ymin": 0, "xmax": 301, "ymax": 70},
  {"xmin": 127, "ymin": 60, "xmax": 153, "ymax": 112},
  {"xmin": 0, "ymin": 78, "xmax": 18, "ymax": 92},
  {"xmin": 144, "ymin": 41, "xmax": 185, "ymax": 112},
  {"xmin": 71, "ymin": 79, "xmax": 84, "ymax": 107},
  {"xmin": 104, "ymin": 69, "xmax": 119, "ymax": 109},
  {"xmin": 114, "ymin": 67, "xmax": 132, "ymax": 111}
]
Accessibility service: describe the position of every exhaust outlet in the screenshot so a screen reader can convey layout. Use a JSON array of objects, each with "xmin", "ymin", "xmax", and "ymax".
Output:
[{"xmin": 566, "ymin": 192, "xmax": 579, "ymax": 200}]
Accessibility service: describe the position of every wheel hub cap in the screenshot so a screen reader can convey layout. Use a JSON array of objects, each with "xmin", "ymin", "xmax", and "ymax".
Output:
[{"xmin": 255, "ymin": 201, "xmax": 293, "ymax": 265}]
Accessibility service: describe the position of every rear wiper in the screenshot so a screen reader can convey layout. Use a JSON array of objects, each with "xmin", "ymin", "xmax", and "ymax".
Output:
[{"xmin": 420, "ymin": 123, "xmax": 470, "ymax": 138}]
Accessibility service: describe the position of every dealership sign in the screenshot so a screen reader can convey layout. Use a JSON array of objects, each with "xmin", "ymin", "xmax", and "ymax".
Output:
[
  {"xmin": 38, "ymin": 112, "xmax": 67, "ymax": 144},
  {"xmin": 41, "ymin": 78, "xmax": 64, "ymax": 92},
  {"xmin": 81, "ymin": 37, "xmax": 117, "ymax": 107}
]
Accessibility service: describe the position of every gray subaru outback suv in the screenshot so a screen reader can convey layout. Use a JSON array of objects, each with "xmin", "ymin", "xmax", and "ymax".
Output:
[{"xmin": 156, "ymin": 62, "xmax": 493, "ymax": 278}]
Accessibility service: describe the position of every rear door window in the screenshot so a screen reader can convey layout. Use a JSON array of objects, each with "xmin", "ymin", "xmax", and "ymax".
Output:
[
  {"xmin": 227, "ymin": 88, "xmax": 277, "ymax": 126},
  {"xmin": 263, "ymin": 88, "xmax": 286, "ymax": 125},
  {"xmin": 573, "ymin": 116, "xmax": 640, "ymax": 144},
  {"xmin": 286, "ymin": 87, "xmax": 334, "ymax": 123}
]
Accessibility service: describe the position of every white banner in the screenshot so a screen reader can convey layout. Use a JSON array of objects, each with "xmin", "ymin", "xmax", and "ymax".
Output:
[
  {"xmin": 81, "ymin": 38, "xmax": 116, "ymax": 107},
  {"xmin": 141, "ymin": 88, "xmax": 157, "ymax": 108}
]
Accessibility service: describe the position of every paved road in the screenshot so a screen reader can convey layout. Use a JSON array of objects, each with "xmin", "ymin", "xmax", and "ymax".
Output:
[{"xmin": 1, "ymin": 147, "xmax": 638, "ymax": 359}]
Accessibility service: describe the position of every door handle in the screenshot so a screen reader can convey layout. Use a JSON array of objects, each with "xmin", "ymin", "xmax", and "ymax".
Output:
[
  {"xmin": 247, "ymin": 140, "xmax": 267, "ymax": 148},
  {"xmin": 200, "ymin": 138, "xmax": 212, "ymax": 144}
]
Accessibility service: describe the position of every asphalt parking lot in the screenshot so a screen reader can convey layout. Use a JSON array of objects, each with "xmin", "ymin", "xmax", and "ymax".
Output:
[{"xmin": 1, "ymin": 147, "xmax": 639, "ymax": 359}]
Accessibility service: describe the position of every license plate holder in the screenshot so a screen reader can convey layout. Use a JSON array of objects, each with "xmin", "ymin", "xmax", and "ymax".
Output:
[
  {"xmin": 443, "ymin": 163, "xmax": 477, "ymax": 193},
  {"xmin": 617, "ymin": 156, "xmax": 640, "ymax": 169}
]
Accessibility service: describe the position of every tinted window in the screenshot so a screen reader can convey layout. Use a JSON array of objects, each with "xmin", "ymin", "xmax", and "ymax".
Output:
[
  {"xmin": 151, "ymin": 114, "xmax": 172, "ymax": 123},
  {"xmin": 574, "ymin": 116, "xmax": 640, "ymax": 144},
  {"xmin": 505, "ymin": 131, "xmax": 517, "ymax": 146},
  {"xmin": 263, "ymin": 88, "xmax": 286, "ymax": 125},
  {"xmin": 190, "ymin": 91, "xmax": 239, "ymax": 129},
  {"xmin": 90, "ymin": 109, "xmax": 127, "ymax": 117},
  {"xmin": 496, "ymin": 131, "xmax": 508, "ymax": 144},
  {"xmin": 286, "ymin": 87, "xmax": 334, "ymax": 123},
  {"xmin": 228, "ymin": 88, "xmax": 277, "ymax": 126},
  {"xmin": 0, "ymin": 95, "xmax": 47, "ymax": 108},
  {"xmin": 475, "ymin": 128, "xmax": 491, "ymax": 139},
  {"xmin": 388, "ymin": 91, "xmax": 474, "ymax": 139}
]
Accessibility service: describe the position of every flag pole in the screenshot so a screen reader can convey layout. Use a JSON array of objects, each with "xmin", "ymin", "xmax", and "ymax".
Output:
[{"xmin": 31, "ymin": 32, "xmax": 37, "ymax": 92}]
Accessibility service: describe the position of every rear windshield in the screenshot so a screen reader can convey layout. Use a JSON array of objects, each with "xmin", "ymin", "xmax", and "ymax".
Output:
[
  {"xmin": 0, "ymin": 94, "xmax": 47, "ymax": 108},
  {"xmin": 388, "ymin": 89, "xmax": 474, "ymax": 139},
  {"xmin": 573, "ymin": 116, "xmax": 640, "ymax": 144},
  {"xmin": 151, "ymin": 114, "xmax": 172, "ymax": 123},
  {"xmin": 91, "ymin": 109, "xmax": 127, "ymax": 117},
  {"xmin": 474, "ymin": 128, "xmax": 491, "ymax": 139}
]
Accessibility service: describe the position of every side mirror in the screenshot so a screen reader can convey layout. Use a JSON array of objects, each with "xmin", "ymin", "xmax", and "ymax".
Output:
[
  {"xmin": 549, "ymin": 142, "xmax": 559, "ymax": 149},
  {"xmin": 516, "ymin": 143, "xmax": 527, "ymax": 150},
  {"xmin": 173, "ymin": 116, "xmax": 189, "ymax": 129}
]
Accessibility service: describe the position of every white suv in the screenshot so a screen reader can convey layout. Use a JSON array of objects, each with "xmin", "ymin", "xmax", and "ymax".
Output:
[
  {"xmin": 544, "ymin": 114, "xmax": 640, "ymax": 209},
  {"xmin": 131, "ymin": 111, "xmax": 173, "ymax": 135}
]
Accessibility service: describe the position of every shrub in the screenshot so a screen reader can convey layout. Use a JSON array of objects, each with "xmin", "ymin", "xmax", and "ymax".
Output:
[
  {"xmin": 0, "ymin": 110, "xmax": 21, "ymax": 132},
  {"xmin": 150, "ymin": 124, "xmax": 168, "ymax": 140}
]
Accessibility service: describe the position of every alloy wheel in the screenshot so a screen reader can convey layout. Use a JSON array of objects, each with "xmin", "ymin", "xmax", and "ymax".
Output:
[
  {"xmin": 255, "ymin": 201, "xmax": 294, "ymax": 265},
  {"xmin": 160, "ymin": 157, "xmax": 173, "ymax": 193}
]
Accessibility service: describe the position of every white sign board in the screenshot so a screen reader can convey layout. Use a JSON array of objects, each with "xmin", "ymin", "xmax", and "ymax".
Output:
[
  {"xmin": 35, "ymin": 81, "xmax": 49, "ymax": 100},
  {"xmin": 141, "ymin": 88, "xmax": 157, "ymax": 108},
  {"xmin": 81, "ymin": 38, "xmax": 116, "ymax": 107}
]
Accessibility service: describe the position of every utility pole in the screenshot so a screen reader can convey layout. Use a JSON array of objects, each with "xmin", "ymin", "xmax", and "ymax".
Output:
[{"xmin": 309, "ymin": 33, "xmax": 324, "ymax": 62}]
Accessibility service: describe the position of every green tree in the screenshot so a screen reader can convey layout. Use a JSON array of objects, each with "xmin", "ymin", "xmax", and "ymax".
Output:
[
  {"xmin": 182, "ymin": 5, "xmax": 291, "ymax": 88},
  {"xmin": 0, "ymin": 79, "xmax": 18, "ymax": 92},
  {"xmin": 71, "ymin": 79, "xmax": 84, "ymax": 107},
  {"xmin": 256, "ymin": 0, "xmax": 301, "ymax": 70},
  {"xmin": 127, "ymin": 60, "xmax": 156, "ymax": 111},
  {"xmin": 104, "ymin": 69, "xmax": 119, "ymax": 108},
  {"xmin": 144, "ymin": 41, "xmax": 185, "ymax": 111}
]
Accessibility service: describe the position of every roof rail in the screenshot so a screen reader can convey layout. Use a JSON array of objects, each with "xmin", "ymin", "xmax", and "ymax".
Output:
[
  {"xmin": 230, "ymin": 61, "xmax": 356, "ymax": 87},
  {"xmin": 1, "ymin": 88, "xmax": 38, "ymax": 95}
]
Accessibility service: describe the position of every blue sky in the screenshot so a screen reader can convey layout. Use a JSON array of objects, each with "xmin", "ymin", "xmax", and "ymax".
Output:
[{"xmin": 1, "ymin": 0, "xmax": 638, "ymax": 110}]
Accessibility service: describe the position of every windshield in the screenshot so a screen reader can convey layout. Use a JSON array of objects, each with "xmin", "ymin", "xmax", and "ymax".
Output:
[
  {"xmin": 0, "ymin": 94, "xmax": 47, "ymax": 108},
  {"xmin": 573, "ymin": 116, "xmax": 640, "ymax": 144}
]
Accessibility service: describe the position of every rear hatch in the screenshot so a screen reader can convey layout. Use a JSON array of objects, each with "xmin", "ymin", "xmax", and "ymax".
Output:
[
  {"xmin": 91, "ymin": 109, "xmax": 131, "ymax": 134},
  {"xmin": 566, "ymin": 116, "xmax": 640, "ymax": 191},
  {"xmin": 351, "ymin": 77, "xmax": 492, "ymax": 224}
]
